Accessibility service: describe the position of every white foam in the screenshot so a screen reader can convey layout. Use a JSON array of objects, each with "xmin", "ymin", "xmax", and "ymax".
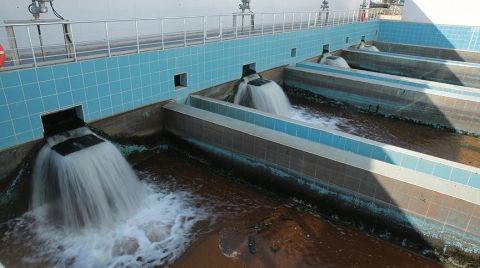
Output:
[
  {"xmin": 235, "ymin": 77, "xmax": 293, "ymax": 117},
  {"xmin": 290, "ymin": 105, "xmax": 352, "ymax": 131},
  {"xmin": 16, "ymin": 183, "xmax": 208, "ymax": 267}
]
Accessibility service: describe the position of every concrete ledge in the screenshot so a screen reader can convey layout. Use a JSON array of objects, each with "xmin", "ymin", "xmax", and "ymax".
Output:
[
  {"xmin": 163, "ymin": 101, "xmax": 480, "ymax": 252},
  {"xmin": 373, "ymin": 41, "xmax": 480, "ymax": 64},
  {"xmin": 284, "ymin": 65, "xmax": 480, "ymax": 135},
  {"xmin": 339, "ymin": 49, "xmax": 480, "ymax": 88}
]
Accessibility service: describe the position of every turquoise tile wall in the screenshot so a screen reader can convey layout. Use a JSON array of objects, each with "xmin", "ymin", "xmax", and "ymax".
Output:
[
  {"xmin": 190, "ymin": 96, "xmax": 480, "ymax": 190},
  {"xmin": 379, "ymin": 20, "xmax": 480, "ymax": 52},
  {"xmin": 0, "ymin": 21, "xmax": 379, "ymax": 150}
]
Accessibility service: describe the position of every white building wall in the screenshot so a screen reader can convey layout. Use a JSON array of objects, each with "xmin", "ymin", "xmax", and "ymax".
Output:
[
  {"xmin": 1, "ymin": 0, "xmax": 362, "ymax": 21},
  {"xmin": 0, "ymin": 0, "xmax": 364, "ymax": 48},
  {"xmin": 402, "ymin": 0, "xmax": 480, "ymax": 26}
]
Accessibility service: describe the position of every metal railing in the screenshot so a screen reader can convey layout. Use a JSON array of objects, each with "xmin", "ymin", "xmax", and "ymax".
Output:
[{"xmin": 0, "ymin": 9, "xmax": 383, "ymax": 71}]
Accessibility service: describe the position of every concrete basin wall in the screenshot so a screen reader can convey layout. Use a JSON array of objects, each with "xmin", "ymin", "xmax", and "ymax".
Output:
[
  {"xmin": 284, "ymin": 65, "xmax": 480, "ymax": 135},
  {"xmin": 339, "ymin": 49, "xmax": 480, "ymax": 88},
  {"xmin": 164, "ymin": 101, "xmax": 480, "ymax": 253},
  {"xmin": 372, "ymin": 41, "xmax": 480, "ymax": 64}
]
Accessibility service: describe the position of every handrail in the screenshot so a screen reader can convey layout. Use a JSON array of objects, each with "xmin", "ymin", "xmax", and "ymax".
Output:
[{"xmin": 0, "ymin": 8, "xmax": 385, "ymax": 71}]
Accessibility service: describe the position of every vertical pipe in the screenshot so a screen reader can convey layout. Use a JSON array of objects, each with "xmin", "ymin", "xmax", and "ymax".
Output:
[
  {"xmin": 282, "ymin": 12, "xmax": 286, "ymax": 32},
  {"xmin": 26, "ymin": 26, "xmax": 37, "ymax": 67},
  {"xmin": 308, "ymin": 12, "xmax": 311, "ymax": 28},
  {"xmin": 314, "ymin": 12, "xmax": 318, "ymax": 28},
  {"xmin": 135, "ymin": 20, "xmax": 140, "ymax": 53},
  {"xmin": 183, "ymin": 18, "xmax": 187, "ymax": 47},
  {"xmin": 160, "ymin": 19, "xmax": 165, "ymax": 50},
  {"xmin": 70, "ymin": 24, "xmax": 78, "ymax": 62},
  {"xmin": 105, "ymin": 22, "xmax": 111, "ymax": 57}
]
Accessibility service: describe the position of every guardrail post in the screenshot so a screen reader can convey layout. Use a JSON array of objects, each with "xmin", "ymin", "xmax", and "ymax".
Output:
[
  {"xmin": 183, "ymin": 18, "xmax": 187, "ymax": 47},
  {"xmin": 234, "ymin": 15, "xmax": 238, "ymax": 39},
  {"xmin": 308, "ymin": 12, "xmax": 311, "ymax": 28},
  {"xmin": 261, "ymin": 14, "xmax": 264, "ymax": 35},
  {"xmin": 105, "ymin": 22, "xmax": 111, "ymax": 57},
  {"xmin": 203, "ymin": 16, "xmax": 207, "ymax": 44},
  {"xmin": 219, "ymin": 16, "xmax": 223, "ymax": 41},
  {"xmin": 70, "ymin": 24, "xmax": 78, "ymax": 61},
  {"xmin": 161, "ymin": 19, "xmax": 165, "ymax": 50},
  {"xmin": 26, "ymin": 26, "xmax": 37, "ymax": 67},
  {"xmin": 272, "ymin": 14, "xmax": 275, "ymax": 34},
  {"xmin": 291, "ymin": 13, "xmax": 294, "ymax": 31},
  {"xmin": 135, "ymin": 20, "xmax": 140, "ymax": 53}
]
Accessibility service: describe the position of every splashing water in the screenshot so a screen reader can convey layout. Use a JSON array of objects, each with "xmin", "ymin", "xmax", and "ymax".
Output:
[
  {"xmin": 20, "ymin": 127, "xmax": 209, "ymax": 267},
  {"xmin": 359, "ymin": 42, "xmax": 380, "ymax": 52},
  {"xmin": 233, "ymin": 77, "xmax": 354, "ymax": 132},
  {"xmin": 234, "ymin": 75, "xmax": 293, "ymax": 117},
  {"xmin": 319, "ymin": 54, "xmax": 351, "ymax": 69}
]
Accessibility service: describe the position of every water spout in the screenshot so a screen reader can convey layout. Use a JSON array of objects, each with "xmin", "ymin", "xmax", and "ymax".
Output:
[
  {"xmin": 234, "ymin": 74, "xmax": 293, "ymax": 117},
  {"xmin": 319, "ymin": 52, "xmax": 351, "ymax": 69},
  {"xmin": 359, "ymin": 41, "xmax": 380, "ymax": 52}
]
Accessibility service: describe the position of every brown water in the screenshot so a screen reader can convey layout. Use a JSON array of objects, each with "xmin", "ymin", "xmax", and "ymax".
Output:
[
  {"xmin": 139, "ymin": 149, "xmax": 442, "ymax": 268},
  {"xmin": 289, "ymin": 95, "xmax": 480, "ymax": 168},
  {"xmin": 0, "ymin": 146, "xmax": 442, "ymax": 267}
]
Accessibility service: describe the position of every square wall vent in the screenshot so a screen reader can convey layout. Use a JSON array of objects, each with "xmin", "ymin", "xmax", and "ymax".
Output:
[
  {"xmin": 41, "ymin": 105, "xmax": 85, "ymax": 137},
  {"xmin": 242, "ymin": 63, "xmax": 256, "ymax": 77},
  {"xmin": 174, "ymin": 73, "xmax": 188, "ymax": 89}
]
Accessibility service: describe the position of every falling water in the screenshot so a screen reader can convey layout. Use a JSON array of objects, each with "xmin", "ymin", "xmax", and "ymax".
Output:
[
  {"xmin": 359, "ymin": 41, "xmax": 380, "ymax": 52},
  {"xmin": 319, "ymin": 53, "xmax": 351, "ymax": 69},
  {"xmin": 233, "ymin": 75, "xmax": 351, "ymax": 130},
  {"xmin": 234, "ymin": 74, "xmax": 293, "ymax": 117},
  {"xmin": 25, "ymin": 127, "xmax": 208, "ymax": 267},
  {"xmin": 32, "ymin": 127, "xmax": 147, "ymax": 230}
]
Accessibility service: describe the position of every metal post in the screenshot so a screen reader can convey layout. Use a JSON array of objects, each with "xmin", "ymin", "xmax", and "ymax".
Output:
[
  {"xmin": 183, "ymin": 18, "xmax": 187, "ymax": 47},
  {"xmin": 332, "ymin": 11, "xmax": 336, "ymax": 26},
  {"xmin": 161, "ymin": 19, "xmax": 165, "ymax": 50},
  {"xmin": 314, "ymin": 12, "xmax": 318, "ymax": 28},
  {"xmin": 203, "ymin": 16, "xmax": 207, "ymax": 44},
  {"xmin": 26, "ymin": 26, "xmax": 37, "ymax": 67},
  {"xmin": 272, "ymin": 14, "xmax": 275, "ymax": 34},
  {"xmin": 261, "ymin": 14, "xmax": 264, "ymax": 35},
  {"xmin": 282, "ymin": 12, "xmax": 286, "ymax": 32},
  {"xmin": 308, "ymin": 12, "xmax": 311, "ymax": 28},
  {"xmin": 299, "ymin": 13, "xmax": 302, "ymax": 30},
  {"xmin": 135, "ymin": 20, "xmax": 140, "ymax": 53},
  {"xmin": 105, "ymin": 22, "xmax": 111, "ymax": 57},
  {"xmin": 248, "ymin": 14, "xmax": 251, "ymax": 36},
  {"xmin": 234, "ymin": 15, "xmax": 238, "ymax": 39},
  {"xmin": 219, "ymin": 16, "xmax": 223, "ymax": 40},
  {"xmin": 70, "ymin": 24, "xmax": 78, "ymax": 61},
  {"xmin": 292, "ymin": 13, "xmax": 294, "ymax": 31}
]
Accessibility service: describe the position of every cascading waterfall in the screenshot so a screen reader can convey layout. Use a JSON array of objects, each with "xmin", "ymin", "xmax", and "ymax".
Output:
[
  {"xmin": 234, "ymin": 74, "xmax": 293, "ymax": 117},
  {"xmin": 32, "ymin": 127, "xmax": 147, "ymax": 230},
  {"xmin": 233, "ymin": 74, "xmax": 353, "ymax": 130},
  {"xmin": 359, "ymin": 41, "xmax": 380, "ymax": 52},
  {"xmin": 26, "ymin": 127, "xmax": 207, "ymax": 267},
  {"xmin": 319, "ymin": 53, "xmax": 351, "ymax": 69}
]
